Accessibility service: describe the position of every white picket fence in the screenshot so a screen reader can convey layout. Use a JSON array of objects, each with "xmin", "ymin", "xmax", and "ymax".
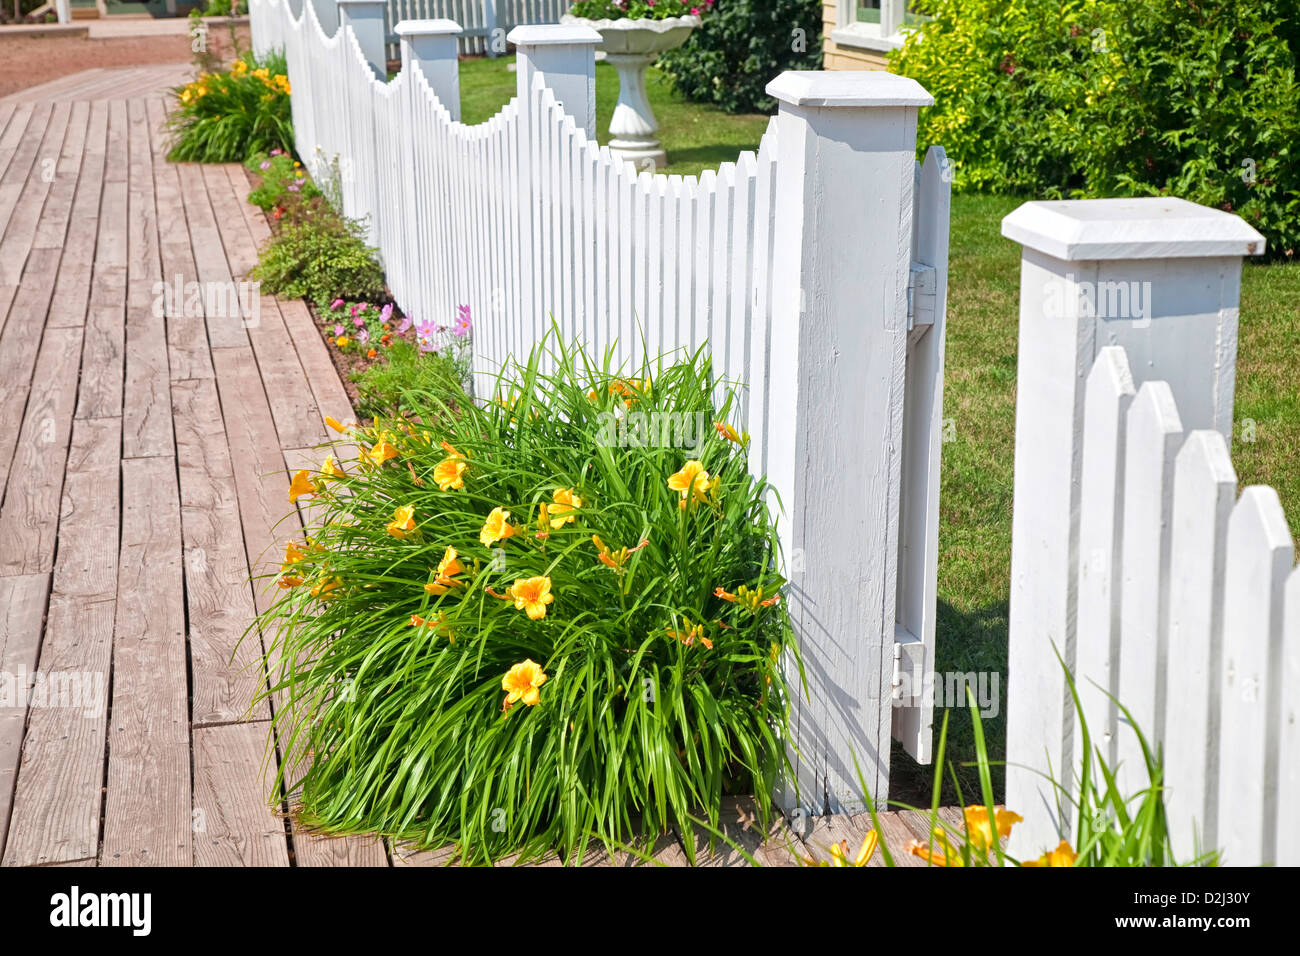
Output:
[
  {"xmin": 249, "ymin": 0, "xmax": 954, "ymax": 811},
  {"xmin": 1003, "ymin": 198, "xmax": 1297, "ymax": 866},
  {"xmin": 260, "ymin": 0, "xmax": 564, "ymax": 56}
]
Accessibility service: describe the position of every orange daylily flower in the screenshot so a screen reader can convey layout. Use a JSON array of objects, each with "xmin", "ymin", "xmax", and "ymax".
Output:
[
  {"xmin": 501, "ymin": 659, "xmax": 548, "ymax": 711},
  {"xmin": 1022, "ymin": 840, "xmax": 1077, "ymax": 867},
  {"xmin": 479, "ymin": 507, "xmax": 519, "ymax": 547},
  {"xmin": 433, "ymin": 444, "xmax": 467, "ymax": 490},
  {"xmin": 324, "ymin": 416, "xmax": 353, "ymax": 434},
  {"xmin": 310, "ymin": 575, "xmax": 343, "ymax": 601},
  {"xmin": 668, "ymin": 618, "xmax": 711, "ymax": 650},
  {"xmin": 907, "ymin": 829, "xmax": 964, "ymax": 867},
  {"xmin": 505, "ymin": 576, "xmax": 554, "ymax": 620},
  {"xmin": 424, "ymin": 546, "xmax": 465, "ymax": 595},
  {"xmin": 386, "ymin": 504, "xmax": 417, "ymax": 539},
  {"xmin": 289, "ymin": 469, "xmax": 317, "ymax": 503},
  {"xmin": 367, "ymin": 436, "xmax": 400, "ymax": 466},
  {"xmin": 667, "ymin": 460, "xmax": 710, "ymax": 506},
  {"xmin": 320, "ymin": 455, "xmax": 345, "ymax": 479},
  {"xmin": 962, "ymin": 805, "xmax": 1023, "ymax": 853},
  {"xmin": 713, "ymin": 421, "xmax": 747, "ymax": 445},
  {"xmin": 714, "ymin": 584, "xmax": 781, "ymax": 612},
  {"xmin": 548, "ymin": 488, "xmax": 582, "ymax": 529}
]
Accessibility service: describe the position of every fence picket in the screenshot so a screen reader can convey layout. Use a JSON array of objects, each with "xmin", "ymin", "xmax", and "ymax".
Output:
[{"xmin": 1218, "ymin": 487, "xmax": 1293, "ymax": 866}]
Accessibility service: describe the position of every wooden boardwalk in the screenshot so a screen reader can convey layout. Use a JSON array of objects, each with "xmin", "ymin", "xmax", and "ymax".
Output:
[{"xmin": 0, "ymin": 72, "xmax": 950, "ymax": 868}]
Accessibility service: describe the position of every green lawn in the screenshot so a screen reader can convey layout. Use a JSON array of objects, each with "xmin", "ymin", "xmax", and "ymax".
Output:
[
  {"xmin": 452, "ymin": 61, "xmax": 1300, "ymax": 806},
  {"xmin": 457, "ymin": 56, "xmax": 773, "ymax": 178}
]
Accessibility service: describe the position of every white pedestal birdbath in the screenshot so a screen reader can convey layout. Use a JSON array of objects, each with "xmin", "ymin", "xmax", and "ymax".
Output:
[{"xmin": 561, "ymin": 14, "xmax": 700, "ymax": 170}]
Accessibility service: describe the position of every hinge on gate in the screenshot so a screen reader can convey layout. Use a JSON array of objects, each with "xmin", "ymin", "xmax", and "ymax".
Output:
[
  {"xmin": 906, "ymin": 263, "xmax": 937, "ymax": 337},
  {"xmin": 892, "ymin": 624, "xmax": 925, "ymax": 703}
]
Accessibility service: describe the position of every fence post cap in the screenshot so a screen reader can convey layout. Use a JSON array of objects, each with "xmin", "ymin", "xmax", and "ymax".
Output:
[
  {"xmin": 394, "ymin": 18, "xmax": 463, "ymax": 37},
  {"xmin": 766, "ymin": 71, "xmax": 933, "ymax": 108},
  {"xmin": 507, "ymin": 24, "xmax": 602, "ymax": 46},
  {"xmin": 1002, "ymin": 197, "xmax": 1267, "ymax": 261}
]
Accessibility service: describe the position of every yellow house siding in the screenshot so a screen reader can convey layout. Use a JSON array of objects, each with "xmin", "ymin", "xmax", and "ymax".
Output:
[{"xmin": 822, "ymin": 1, "xmax": 892, "ymax": 71}]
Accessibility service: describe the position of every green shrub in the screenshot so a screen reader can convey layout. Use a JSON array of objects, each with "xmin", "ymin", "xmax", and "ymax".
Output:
[
  {"xmin": 246, "ymin": 150, "xmax": 321, "ymax": 212},
  {"xmin": 258, "ymin": 336, "xmax": 797, "ymax": 862},
  {"xmin": 568, "ymin": 0, "xmax": 696, "ymax": 20},
  {"xmin": 250, "ymin": 200, "xmax": 386, "ymax": 307},
  {"xmin": 352, "ymin": 338, "xmax": 464, "ymax": 421},
  {"xmin": 893, "ymin": 0, "xmax": 1300, "ymax": 258},
  {"xmin": 657, "ymin": 0, "xmax": 823, "ymax": 114},
  {"xmin": 167, "ymin": 51, "xmax": 294, "ymax": 163}
]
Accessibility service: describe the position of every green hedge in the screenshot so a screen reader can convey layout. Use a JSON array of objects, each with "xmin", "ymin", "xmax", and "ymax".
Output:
[
  {"xmin": 893, "ymin": 0, "xmax": 1300, "ymax": 258},
  {"xmin": 656, "ymin": 0, "xmax": 823, "ymax": 114}
]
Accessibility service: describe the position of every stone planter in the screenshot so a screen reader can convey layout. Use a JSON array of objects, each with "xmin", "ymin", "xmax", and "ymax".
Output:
[{"xmin": 561, "ymin": 13, "xmax": 700, "ymax": 170}]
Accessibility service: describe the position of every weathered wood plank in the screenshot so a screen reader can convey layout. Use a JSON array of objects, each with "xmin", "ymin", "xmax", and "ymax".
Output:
[
  {"xmin": 171, "ymin": 377, "xmax": 270, "ymax": 725},
  {"xmin": 0, "ymin": 247, "xmax": 64, "ymax": 500},
  {"xmin": 46, "ymin": 100, "xmax": 107, "ymax": 331},
  {"xmin": 176, "ymin": 162, "xmax": 248, "ymax": 350},
  {"xmin": 122, "ymin": 98, "xmax": 171, "ymax": 458},
  {"xmin": 677, "ymin": 796, "xmax": 804, "ymax": 867},
  {"xmin": 50, "ymin": 417, "xmax": 121, "ymax": 602},
  {"xmin": 0, "ymin": 592, "xmax": 114, "ymax": 867},
  {"xmin": 101, "ymin": 456, "xmax": 192, "ymax": 868},
  {"xmin": 31, "ymin": 100, "xmax": 88, "ymax": 252},
  {"xmin": 0, "ymin": 326, "xmax": 83, "ymax": 576},
  {"xmin": 0, "ymin": 102, "xmax": 71, "ymax": 288},
  {"xmin": 277, "ymin": 297, "xmax": 357, "ymax": 435},
  {"xmin": 192, "ymin": 722, "xmax": 292, "ymax": 867},
  {"xmin": 0, "ymin": 573, "xmax": 50, "ymax": 861},
  {"xmin": 293, "ymin": 832, "xmax": 389, "ymax": 868}
]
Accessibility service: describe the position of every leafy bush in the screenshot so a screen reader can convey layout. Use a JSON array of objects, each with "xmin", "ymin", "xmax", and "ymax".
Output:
[
  {"xmin": 250, "ymin": 201, "xmax": 386, "ymax": 307},
  {"xmin": 259, "ymin": 336, "xmax": 796, "ymax": 862},
  {"xmin": 568, "ymin": 0, "xmax": 699, "ymax": 20},
  {"xmin": 656, "ymin": 0, "xmax": 822, "ymax": 114},
  {"xmin": 246, "ymin": 150, "xmax": 320, "ymax": 212},
  {"xmin": 893, "ymin": 0, "xmax": 1300, "ymax": 258},
  {"xmin": 352, "ymin": 338, "xmax": 464, "ymax": 421},
  {"xmin": 194, "ymin": 0, "xmax": 248, "ymax": 14},
  {"xmin": 167, "ymin": 51, "xmax": 294, "ymax": 163}
]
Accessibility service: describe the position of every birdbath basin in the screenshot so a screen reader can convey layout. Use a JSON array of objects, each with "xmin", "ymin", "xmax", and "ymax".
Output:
[{"xmin": 561, "ymin": 14, "xmax": 700, "ymax": 170}]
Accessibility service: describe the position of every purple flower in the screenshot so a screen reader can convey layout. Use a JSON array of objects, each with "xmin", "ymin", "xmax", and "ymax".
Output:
[
  {"xmin": 333, "ymin": 324, "xmax": 344, "ymax": 336},
  {"xmin": 260, "ymin": 160, "xmax": 272, "ymax": 170},
  {"xmin": 396, "ymin": 315, "xmax": 412, "ymax": 333},
  {"xmin": 286, "ymin": 183, "xmax": 300, "ymax": 193},
  {"xmin": 270, "ymin": 148, "xmax": 283, "ymax": 156},
  {"xmin": 294, "ymin": 178, "xmax": 305, "ymax": 187},
  {"xmin": 331, "ymin": 298, "xmax": 345, "ymax": 310},
  {"xmin": 380, "ymin": 303, "xmax": 393, "ymax": 324},
  {"xmin": 356, "ymin": 327, "xmax": 370, "ymax": 345}
]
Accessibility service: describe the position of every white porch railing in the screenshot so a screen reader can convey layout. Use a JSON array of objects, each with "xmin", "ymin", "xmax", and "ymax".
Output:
[{"xmin": 249, "ymin": 0, "xmax": 953, "ymax": 811}]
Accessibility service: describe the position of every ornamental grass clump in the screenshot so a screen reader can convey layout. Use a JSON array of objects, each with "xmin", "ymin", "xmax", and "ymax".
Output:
[
  {"xmin": 259, "ymin": 335, "xmax": 797, "ymax": 863},
  {"xmin": 167, "ymin": 51, "xmax": 294, "ymax": 163}
]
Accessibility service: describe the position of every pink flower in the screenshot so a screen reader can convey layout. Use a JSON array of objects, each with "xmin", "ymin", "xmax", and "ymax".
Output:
[
  {"xmin": 380, "ymin": 303, "xmax": 393, "ymax": 324},
  {"xmin": 396, "ymin": 315, "xmax": 412, "ymax": 333},
  {"xmin": 453, "ymin": 304, "xmax": 472, "ymax": 339},
  {"xmin": 350, "ymin": 304, "xmax": 360, "ymax": 316},
  {"xmin": 334, "ymin": 324, "xmax": 344, "ymax": 335},
  {"xmin": 331, "ymin": 298, "xmax": 345, "ymax": 310},
  {"xmin": 259, "ymin": 160, "xmax": 272, "ymax": 170},
  {"xmin": 356, "ymin": 327, "xmax": 370, "ymax": 345},
  {"xmin": 270, "ymin": 148, "xmax": 283, "ymax": 156},
  {"xmin": 353, "ymin": 315, "xmax": 365, "ymax": 327},
  {"xmin": 413, "ymin": 317, "xmax": 439, "ymax": 353},
  {"xmin": 286, "ymin": 183, "xmax": 300, "ymax": 192}
]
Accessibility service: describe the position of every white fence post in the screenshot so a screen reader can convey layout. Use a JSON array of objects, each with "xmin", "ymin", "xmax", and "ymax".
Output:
[
  {"xmin": 1002, "ymin": 198, "xmax": 1266, "ymax": 858},
  {"xmin": 763, "ymin": 71, "xmax": 933, "ymax": 813},
  {"xmin": 507, "ymin": 24, "xmax": 600, "ymax": 140},
  {"xmin": 396, "ymin": 19, "xmax": 463, "ymax": 120},
  {"xmin": 338, "ymin": 0, "xmax": 389, "ymax": 79}
]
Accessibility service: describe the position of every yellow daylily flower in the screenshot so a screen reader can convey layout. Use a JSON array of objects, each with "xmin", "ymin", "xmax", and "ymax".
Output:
[
  {"xmin": 289, "ymin": 469, "xmax": 317, "ymax": 503},
  {"xmin": 667, "ymin": 459, "xmax": 709, "ymax": 505},
  {"xmin": 424, "ymin": 546, "xmax": 465, "ymax": 595},
  {"xmin": 310, "ymin": 575, "xmax": 343, "ymax": 601},
  {"xmin": 548, "ymin": 488, "xmax": 582, "ymax": 529},
  {"xmin": 714, "ymin": 584, "xmax": 781, "ymax": 613},
  {"xmin": 907, "ymin": 829, "xmax": 964, "ymax": 867},
  {"xmin": 1022, "ymin": 840, "xmax": 1077, "ymax": 867},
  {"xmin": 962, "ymin": 805, "xmax": 1023, "ymax": 853},
  {"xmin": 713, "ymin": 421, "xmax": 748, "ymax": 445},
  {"xmin": 667, "ymin": 618, "xmax": 711, "ymax": 650},
  {"xmin": 505, "ymin": 576, "xmax": 554, "ymax": 620},
  {"xmin": 367, "ymin": 435, "xmax": 400, "ymax": 466},
  {"xmin": 501, "ymin": 659, "xmax": 548, "ymax": 711},
  {"xmin": 386, "ymin": 504, "xmax": 416, "ymax": 539},
  {"xmin": 320, "ymin": 455, "xmax": 345, "ymax": 479},
  {"xmin": 324, "ymin": 416, "xmax": 353, "ymax": 434},
  {"xmin": 479, "ymin": 507, "xmax": 518, "ymax": 547},
  {"xmin": 811, "ymin": 830, "xmax": 879, "ymax": 867}
]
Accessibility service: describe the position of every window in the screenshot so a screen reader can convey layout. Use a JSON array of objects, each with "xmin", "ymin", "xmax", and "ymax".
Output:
[{"xmin": 834, "ymin": 0, "xmax": 927, "ymax": 53}]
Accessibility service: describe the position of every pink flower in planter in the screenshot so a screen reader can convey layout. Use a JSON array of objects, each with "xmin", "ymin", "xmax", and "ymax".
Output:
[
  {"xmin": 356, "ymin": 327, "xmax": 370, "ymax": 345},
  {"xmin": 353, "ymin": 315, "xmax": 365, "ymax": 328},
  {"xmin": 334, "ymin": 324, "xmax": 345, "ymax": 336},
  {"xmin": 271, "ymin": 148, "xmax": 283, "ymax": 156},
  {"xmin": 331, "ymin": 298, "xmax": 345, "ymax": 310},
  {"xmin": 259, "ymin": 160, "xmax": 272, "ymax": 170},
  {"xmin": 286, "ymin": 183, "xmax": 300, "ymax": 193},
  {"xmin": 380, "ymin": 303, "xmax": 393, "ymax": 324},
  {"xmin": 396, "ymin": 315, "xmax": 412, "ymax": 333}
]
